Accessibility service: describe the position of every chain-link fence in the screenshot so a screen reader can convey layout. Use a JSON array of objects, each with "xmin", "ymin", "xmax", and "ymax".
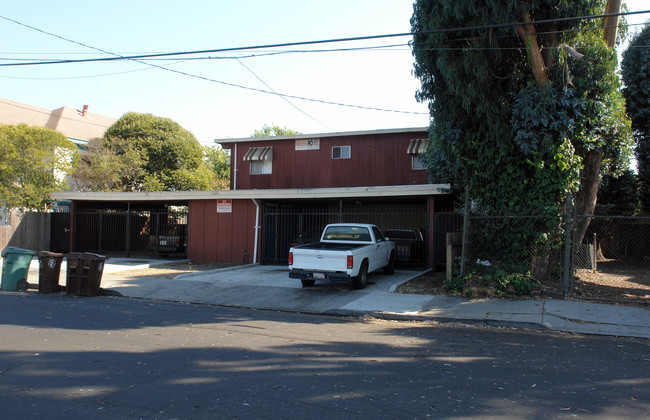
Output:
[
  {"xmin": 572, "ymin": 215, "xmax": 650, "ymax": 301},
  {"xmin": 452, "ymin": 198, "xmax": 650, "ymax": 303}
]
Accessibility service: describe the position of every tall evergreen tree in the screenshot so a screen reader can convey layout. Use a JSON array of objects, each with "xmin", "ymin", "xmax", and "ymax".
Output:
[
  {"xmin": 621, "ymin": 23, "xmax": 650, "ymax": 213},
  {"xmin": 411, "ymin": 0, "xmax": 632, "ymax": 240}
]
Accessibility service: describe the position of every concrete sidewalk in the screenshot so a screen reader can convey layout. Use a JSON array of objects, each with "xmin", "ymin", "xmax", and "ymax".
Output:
[
  {"xmin": 102, "ymin": 261, "xmax": 650, "ymax": 339},
  {"xmin": 6, "ymin": 257, "xmax": 650, "ymax": 339}
]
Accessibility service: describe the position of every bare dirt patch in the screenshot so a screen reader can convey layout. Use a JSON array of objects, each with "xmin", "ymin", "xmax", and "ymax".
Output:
[{"xmin": 395, "ymin": 261, "xmax": 650, "ymax": 307}]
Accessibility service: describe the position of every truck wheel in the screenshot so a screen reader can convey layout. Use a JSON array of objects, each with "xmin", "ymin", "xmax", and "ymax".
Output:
[
  {"xmin": 383, "ymin": 252, "xmax": 395, "ymax": 275},
  {"xmin": 301, "ymin": 279, "xmax": 315, "ymax": 288},
  {"xmin": 352, "ymin": 263, "xmax": 368, "ymax": 290}
]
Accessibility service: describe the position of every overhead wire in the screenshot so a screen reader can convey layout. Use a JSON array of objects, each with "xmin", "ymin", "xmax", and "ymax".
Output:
[
  {"xmin": 0, "ymin": 15, "xmax": 427, "ymax": 116},
  {"xmin": 0, "ymin": 9, "xmax": 647, "ymax": 117},
  {"xmin": 235, "ymin": 58, "xmax": 334, "ymax": 131},
  {"xmin": 0, "ymin": 9, "xmax": 648, "ymax": 67}
]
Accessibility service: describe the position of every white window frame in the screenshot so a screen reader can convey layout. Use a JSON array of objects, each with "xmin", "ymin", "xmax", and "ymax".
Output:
[
  {"xmin": 250, "ymin": 160, "xmax": 272, "ymax": 175},
  {"xmin": 332, "ymin": 145, "xmax": 351, "ymax": 159},
  {"xmin": 412, "ymin": 154, "xmax": 426, "ymax": 170}
]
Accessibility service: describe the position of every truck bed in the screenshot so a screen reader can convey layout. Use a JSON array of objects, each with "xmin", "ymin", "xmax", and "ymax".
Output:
[{"xmin": 292, "ymin": 242, "xmax": 368, "ymax": 251}]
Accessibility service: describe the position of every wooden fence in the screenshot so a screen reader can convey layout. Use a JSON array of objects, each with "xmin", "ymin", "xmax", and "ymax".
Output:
[{"xmin": 0, "ymin": 210, "xmax": 51, "ymax": 252}]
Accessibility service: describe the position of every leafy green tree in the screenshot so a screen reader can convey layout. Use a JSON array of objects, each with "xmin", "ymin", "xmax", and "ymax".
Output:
[
  {"xmin": 75, "ymin": 113, "xmax": 215, "ymax": 192},
  {"xmin": 621, "ymin": 23, "xmax": 650, "ymax": 213},
  {"xmin": 251, "ymin": 124, "xmax": 300, "ymax": 137},
  {"xmin": 411, "ymin": 0, "xmax": 632, "ymax": 239},
  {"xmin": 0, "ymin": 124, "xmax": 78, "ymax": 210},
  {"xmin": 204, "ymin": 145, "xmax": 230, "ymax": 190}
]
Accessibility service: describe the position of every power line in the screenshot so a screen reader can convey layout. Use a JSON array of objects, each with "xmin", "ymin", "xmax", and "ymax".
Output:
[
  {"xmin": 1, "ymin": 10, "xmax": 648, "ymax": 67},
  {"xmin": 0, "ymin": 16, "xmax": 427, "ymax": 116},
  {"xmin": 0, "ymin": 43, "xmax": 412, "ymax": 61},
  {"xmin": 235, "ymin": 58, "xmax": 334, "ymax": 131}
]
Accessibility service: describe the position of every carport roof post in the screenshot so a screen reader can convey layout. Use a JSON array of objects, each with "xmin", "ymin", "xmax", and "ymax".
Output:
[{"xmin": 51, "ymin": 184, "xmax": 451, "ymax": 202}]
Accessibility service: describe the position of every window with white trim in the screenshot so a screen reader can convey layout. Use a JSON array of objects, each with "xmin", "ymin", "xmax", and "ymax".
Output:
[
  {"xmin": 332, "ymin": 145, "xmax": 351, "ymax": 159},
  {"xmin": 250, "ymin": 160, "xmax": 272, "ymax": 175},
  {"xmin": 412, "ymin": 154, "xmax": 426, "ymax": 170},
  {"xmin": 407, "ymin": 139, "xmax": 429, "ymax": 171},
  {"xmin": 244, "ymin": 146, "xmax": 273, "ymax": 175}
]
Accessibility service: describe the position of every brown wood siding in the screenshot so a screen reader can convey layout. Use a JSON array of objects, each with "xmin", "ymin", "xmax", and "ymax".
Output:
[
  {"xmin": 188, "ymin": 199, "xmax": 258, "ymax": 264},
  {"xmin": 227, "ymin": 131, "xmax": 429, "ymax": 190}
]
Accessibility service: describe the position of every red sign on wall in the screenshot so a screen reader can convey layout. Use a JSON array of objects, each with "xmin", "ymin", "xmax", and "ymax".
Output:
[{"xmin": 217, "ymin": 200, "xmax": 232, "ymax": 213}]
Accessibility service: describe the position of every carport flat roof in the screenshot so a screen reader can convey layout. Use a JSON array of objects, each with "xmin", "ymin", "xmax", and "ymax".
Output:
[{"xmin": 52, "ymin": 184, "xmax": 450, "ymax": 202}]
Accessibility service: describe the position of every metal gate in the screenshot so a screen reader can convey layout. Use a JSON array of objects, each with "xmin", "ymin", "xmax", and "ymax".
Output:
[
  {"xmin": 262, "ymin": 205, "xmax": 432, "ymax": 267},
  {"xmin": 50, "ymin": 212, "xmax": 71, "ymax": 253},
  {"xmin": 73, "ymin": 207, "xmax": 188, "ymax": 258}
]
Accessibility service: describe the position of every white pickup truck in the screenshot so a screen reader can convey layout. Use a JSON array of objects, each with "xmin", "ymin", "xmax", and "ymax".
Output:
[{"xmin": 288, "ymin": 223, "xmax": 396, "ymax": 289}]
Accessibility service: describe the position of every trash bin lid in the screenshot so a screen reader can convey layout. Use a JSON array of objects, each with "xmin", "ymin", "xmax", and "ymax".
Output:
[
  {"xmin": 2, "ymin": 247, "xmax": 38, "ymax": 257},
  {"xmin": 38, "ymin": 251, "xmax": 65, "ymax": 259},
  {"xmin": 81, "ymin": 252, "xmax": 109, "ymax": 261}
]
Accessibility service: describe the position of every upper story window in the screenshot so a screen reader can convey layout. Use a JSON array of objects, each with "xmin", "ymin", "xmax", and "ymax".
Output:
[
  {"xmin": 411, "ymin": 155, "xmax": 427, "ymax": 170},
  {"xmin": 407, "ymin": 139, "xmax": 429, "ymax": 171},
  {"xmin": 244, "ymin": 146, "xmax": 273, "ymax": 175},
  {"xmin": 332, "ymin": 145, "xmax": 351, "ymax": 159},
  {"xmin": 250, "ymin": 160, "xmax": 272, "ymax": 175}
]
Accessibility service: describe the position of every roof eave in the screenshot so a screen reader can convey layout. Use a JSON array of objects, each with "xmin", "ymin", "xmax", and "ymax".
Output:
[
  {"xmin": 51, "ymin": 184, "xmax": 451, "ymax": 202},
  {"xmin": 216, "ymin": 127, "xmax": 429, "ymax": 145}
]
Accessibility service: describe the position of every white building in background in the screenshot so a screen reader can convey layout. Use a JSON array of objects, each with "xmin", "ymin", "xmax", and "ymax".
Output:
[
  {"xmin": 0, "ymin": 97, "xmax": 118, "ymax": 207},
  {"xmin": 0, "ymin": 97, "xmax": 116, "ymax": 148}
]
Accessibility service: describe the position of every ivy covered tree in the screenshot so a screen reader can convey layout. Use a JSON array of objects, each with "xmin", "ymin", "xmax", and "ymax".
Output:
[
  {"xmin": 0, "ymin": 124, "xmax": 78, "ymax": 209},
  {"xmin": 621, "ymin": 23, "xmax": 650, "ymax": 213},
  {"xmin": 74, "ymin": 113, "xmax": 215, "ymax": 192},
  {"xmin": 411, "ymin": 0, "xmax": 632, "ymax": 238}
]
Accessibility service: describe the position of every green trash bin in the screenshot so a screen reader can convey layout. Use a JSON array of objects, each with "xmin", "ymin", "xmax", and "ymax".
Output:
[{"xmin": 1, "ymin": 247, "xmax": 38, "ymax": 292}]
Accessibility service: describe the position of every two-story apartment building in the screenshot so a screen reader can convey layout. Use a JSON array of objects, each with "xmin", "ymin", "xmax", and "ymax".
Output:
[
  {"xmin": 193, "ymin": 127, "xmax": 452, "ymax": 268},
  {"xmin": 54, "ymin": 127, "xmax": 454, "ymax": 269}
]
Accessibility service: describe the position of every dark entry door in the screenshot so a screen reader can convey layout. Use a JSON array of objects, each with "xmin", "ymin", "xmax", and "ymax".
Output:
[{"xmin": 50, "ymin": 213, "xmax": 71, "ymax": 253}]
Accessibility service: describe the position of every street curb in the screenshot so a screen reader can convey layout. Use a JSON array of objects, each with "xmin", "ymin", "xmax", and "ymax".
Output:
[{"xmin": 327, "ymin": 308, "xmax": 550, "ymax": 332}]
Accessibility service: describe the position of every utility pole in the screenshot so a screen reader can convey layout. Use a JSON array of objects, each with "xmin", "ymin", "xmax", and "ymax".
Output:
[{"xmin": 603, "ymin": 0, "xmax": 622, "ymax": 47}]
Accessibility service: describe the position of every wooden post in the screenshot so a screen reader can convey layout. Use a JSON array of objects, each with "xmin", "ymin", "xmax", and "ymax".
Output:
[
  {"xmin": 460, "ymin": 186, "xmax": 470, "ymax": 277},
  {"xmin": 563, "ymin": 193, "xmax": 573, "ymax": 298}
]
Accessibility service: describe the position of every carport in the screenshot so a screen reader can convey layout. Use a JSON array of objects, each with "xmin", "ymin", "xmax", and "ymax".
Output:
[
  {"xmin": 53, "ymin": 184, "xmax": 454, "ymax": 269},
  {"xmin": 70, "ymin": 200, "xmax": 189, "ymax": 258}
]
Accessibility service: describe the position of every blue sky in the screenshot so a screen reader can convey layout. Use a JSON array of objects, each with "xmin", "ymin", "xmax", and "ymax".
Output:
[{"xmin": 1, "ymin": 1, "xmax": 648, "ymax": 145}]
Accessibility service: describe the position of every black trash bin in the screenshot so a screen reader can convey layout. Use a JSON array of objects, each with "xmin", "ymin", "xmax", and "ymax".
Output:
[
  {"xmin": 37, "ymin": 251, "xmax": 65, "ymax": 293},
  {"xmin": 65, "ymin": 252, "xmax": 84, "ymax": 296},
  {"xmin": 79, "ymin": 253, "xmax": 108, "ymax": 297}
]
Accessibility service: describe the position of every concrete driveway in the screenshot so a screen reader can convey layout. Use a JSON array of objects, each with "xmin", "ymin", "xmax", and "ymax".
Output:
[{"xmin": 100, "ymin": 264, "xmax": 427, "ymax": 315}]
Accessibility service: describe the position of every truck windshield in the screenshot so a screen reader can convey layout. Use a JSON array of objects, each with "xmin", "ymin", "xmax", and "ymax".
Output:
[{"xmin": 323, "ymin": 226, "xmax": 372, "ymax": 241}]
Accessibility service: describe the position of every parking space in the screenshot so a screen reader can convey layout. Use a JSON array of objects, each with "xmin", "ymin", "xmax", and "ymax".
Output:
[{"xmin": 170, "ymin": 264, "xmax": 422, "ymax": 293}]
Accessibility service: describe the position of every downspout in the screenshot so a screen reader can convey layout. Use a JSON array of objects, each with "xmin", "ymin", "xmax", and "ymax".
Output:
[
  {"xmin": 233, "ymin": 144, "xmax": 238, "ymax": 190},
  {"xmin": 252, "ymin": 198, "xmax": 260, "ymax": 264}
]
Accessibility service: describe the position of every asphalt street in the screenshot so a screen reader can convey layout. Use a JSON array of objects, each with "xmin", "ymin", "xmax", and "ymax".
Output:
[{"xmin": 0, "ymin": 293, "xmax": 648, "ymax": 419}]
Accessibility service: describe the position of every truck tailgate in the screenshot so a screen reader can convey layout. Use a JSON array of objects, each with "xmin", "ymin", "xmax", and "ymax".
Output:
[{"xmin": 291, "ymin": 247, "xmax": 349, "ymax": 272}]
